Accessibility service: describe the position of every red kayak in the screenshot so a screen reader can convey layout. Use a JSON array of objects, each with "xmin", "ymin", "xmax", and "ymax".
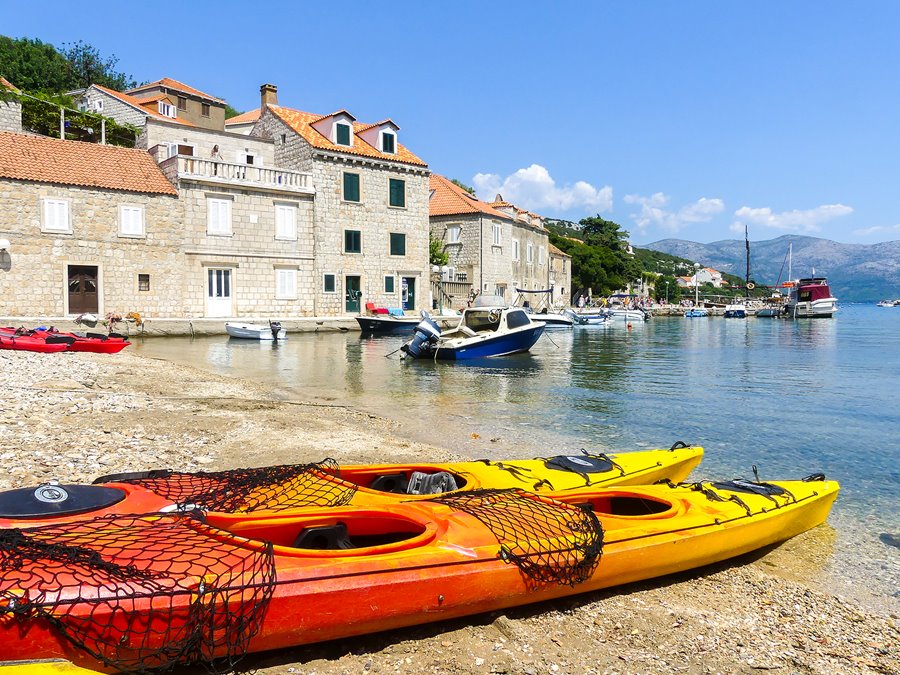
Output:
[
  {"xmin": 0, "ymin": 333, "xmax": 70, "ymax": 353},
  {"xmin": 0, "ymin": 327, "xmax": 129, "ymax": 354}
]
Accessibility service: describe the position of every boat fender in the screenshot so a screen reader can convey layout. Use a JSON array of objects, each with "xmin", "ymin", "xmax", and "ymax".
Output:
[
  {"xmin": 293, "ymin": 522, "xmax": 354, "ymax": 550},
  {"xmin": 407, "ymin": 471, "xmax": 459, "ymax": 495},
  {"xmin": 545, "ymin": 455, "xmax": 615, "ymax": 474},
  {"xmin": 370, "ymin": 472, "xmax": 410, "ymax": 494},
  {"xmin": 0, "ymin": 483, "xmax": 126, "ymax": 518}
]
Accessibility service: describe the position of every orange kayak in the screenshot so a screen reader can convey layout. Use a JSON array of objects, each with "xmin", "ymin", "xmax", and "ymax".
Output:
[{"xmin": 0, "ymin": 475, "xmax": 838, "ymax": 672}]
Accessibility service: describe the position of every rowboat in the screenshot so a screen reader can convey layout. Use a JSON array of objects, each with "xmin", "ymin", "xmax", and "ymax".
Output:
[
  {"xmin": 0, "ymin": 474, "xmax": 838, "ymax": 671},
  {"xmin": 225, "ymin": 321, "xmax": 286, "ymax": 340},
  {"xmin": 0, "ymin": 445, "xmax": 704, "ymax": 528}
]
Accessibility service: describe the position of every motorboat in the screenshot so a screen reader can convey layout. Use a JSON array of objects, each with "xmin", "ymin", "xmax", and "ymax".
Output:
[
  {"xmin": 401, "ymin": 306, "xmax": 544, "ymax": 360},
  {"xmin": 225, "ymin": 321, "xmax": 286, "ymax": 340},
  {"xmin": 876, "ymin": 299, "xmax": 899, "ymax": 307},
  {"xmin": 605, "ymin": 307, "xmax": 649, "ymax": 322},
  {"xmin": 785, "ymin": 278, "xmax": 837, "ymax": 318},
  {"xmin": 356, "ymin": 314, "xmax": 420, "ymax": 334},
  {"xmin": 684, "ymin": 307, "xmax": 709, "ymax": 318},
  {"xmin": 755, "ymin": 306, "xmax": 783, "ymax": 317},
  {"xmin": 723, "ymin": 303, "xmax": 747, "ymax": 318},
  {"xmin": 513, "ymin": 289, "xmax": 573, "ymax": 328},
  {"xmin": 564, "ymin": 309, "xmax": 608, "ymax": 326}
]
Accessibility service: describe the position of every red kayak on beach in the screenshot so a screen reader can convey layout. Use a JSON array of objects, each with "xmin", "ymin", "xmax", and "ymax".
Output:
[
  {"xmin": 0, "ymin": 327, "xmax": 129, "ymax": 354},
  {"xmin": 0, "ymin": 332, "xmax": 70, "ymax": 353}
]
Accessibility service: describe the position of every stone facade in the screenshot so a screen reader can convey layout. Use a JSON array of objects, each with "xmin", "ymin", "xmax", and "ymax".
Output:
[
  {"xmin": 548, "ymin": 246, "xmax": 572, "ymax": 307},
  {"xmin": 0, "ymin": 180, "xmax": 182, "ymax": 316},
  {"xmin": 79, "ymin": 86, "xmax": 149, "ymax": 128},
  {"xmin": 138, "ymin": 118, "xmax": 275, "ymax": 165},
  {"xmin": 0, "ymin": 98, "xmax": 21, "ymax": 132},
  {"xmin": 252, "ymin": 109, "xmax": 431, "ymax": 314},
  {"xmin": 128, "ymin": 82, "xmax": 225, "ymax": 130}
]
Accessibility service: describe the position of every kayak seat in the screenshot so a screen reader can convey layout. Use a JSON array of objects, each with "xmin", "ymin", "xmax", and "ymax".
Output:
[
  {"xmin": 545, "ymin": 455, "xmax": 615, "ymax": 474},
  {"xmin": 370, "ymin": 472, "xmax": 410, "ymax": 494},
  {"xmin": 293, "ymin": 523, "xmax": 354, "ymax": 550}
]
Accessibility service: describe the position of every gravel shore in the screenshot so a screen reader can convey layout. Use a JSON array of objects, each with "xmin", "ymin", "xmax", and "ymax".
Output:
[{"xmin": 0, "ymin": 349, "xmax": 896, "ymax": 674}]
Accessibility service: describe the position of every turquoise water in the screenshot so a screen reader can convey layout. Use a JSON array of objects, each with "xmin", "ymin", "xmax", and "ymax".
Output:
[{"xmin": 134, "ymin": 304, "xmax": 900, "ymax": 603}]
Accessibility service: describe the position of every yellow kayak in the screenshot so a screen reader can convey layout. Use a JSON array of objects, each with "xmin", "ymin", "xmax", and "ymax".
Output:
[{"xmin": 89, "ymin": 443, "xmax": 704, "ymax": 513}]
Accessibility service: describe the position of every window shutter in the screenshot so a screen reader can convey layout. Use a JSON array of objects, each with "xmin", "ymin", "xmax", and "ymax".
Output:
[
  {"xmin": 389, "ymin": 179, "xmax": 405, "ymax": 207},
  {"xmin": 343, "ymin": 173, "xmax": 360, "ymax": 202},
  {"xmin": 276, "ymin": 204, "xmax": 296, "ymax": 239}
]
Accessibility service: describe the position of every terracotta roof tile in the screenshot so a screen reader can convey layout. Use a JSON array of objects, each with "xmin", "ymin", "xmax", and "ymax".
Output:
[
  {"xmin": 429, "ymin": 174, "xmax": 508, "ymax": 218},
  {"xmin": 268, "ymin": 105, "xmax": 427, "ymax": 167},
  {"xmin": 0, "ymin": 76, "xmax": 19, "ymax": 93},
  {"xmin": 127, "ymin": 77, "xmax": 224, "ymax": 104},
  {"xmin": 0, "ymin": 131, "xmax": 177, "ymax": 196},
  {"xmin": 548, "ymin": 242, "xmax": 570, "ymax": 257},
  {"xmin": 224, "ymin": 108, "xmax": 261, "ymax": 125},
  {"xmin": 92, "ymin": 84, "xmax": 194, "ymax": 127}
]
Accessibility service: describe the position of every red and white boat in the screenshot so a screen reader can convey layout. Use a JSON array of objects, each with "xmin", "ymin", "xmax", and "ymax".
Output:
[{"xmin": 785, "ymin": 278, "xmax": 837, "ymax": 318}]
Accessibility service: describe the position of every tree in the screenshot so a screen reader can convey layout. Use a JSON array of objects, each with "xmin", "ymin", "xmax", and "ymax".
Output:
[
  {"xmin": 450, "ymin": 178, "xmax": 476, "ymax": 195},
  {"xmin": 60, "ymin": 41, "xmax": 135, "ymax": 90},
  {"xmin": 0, "ymin": 36, "xmax": 72, "ymax": 92},
  {"xmin": 429, "ymin": 234, "xmax": 449, "ymax": 266},
  {"xmin": 224, "ymin": 104, "xmax": 241, "ymax": 119}
]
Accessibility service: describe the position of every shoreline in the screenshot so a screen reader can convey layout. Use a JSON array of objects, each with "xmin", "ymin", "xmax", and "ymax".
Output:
[{"xmin": 0, "ymin": 349, "xmax": 897, "ymax": 673}]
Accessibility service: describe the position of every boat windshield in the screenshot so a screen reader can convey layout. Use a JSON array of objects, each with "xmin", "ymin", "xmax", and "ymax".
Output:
[{"xmin": 464, "ymin": 310, "xmax": 501, "ymax": 332}]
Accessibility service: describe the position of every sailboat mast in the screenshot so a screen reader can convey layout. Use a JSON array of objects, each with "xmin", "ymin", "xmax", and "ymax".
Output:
[{"xmin": 745, "ymin": 224, "xmax": 751, "ymax": 291}]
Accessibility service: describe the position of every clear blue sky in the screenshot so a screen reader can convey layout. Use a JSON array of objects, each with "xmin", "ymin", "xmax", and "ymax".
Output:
[{"xmin": 5, "ymin": 1, "xmax": 900, "ymax": 245}]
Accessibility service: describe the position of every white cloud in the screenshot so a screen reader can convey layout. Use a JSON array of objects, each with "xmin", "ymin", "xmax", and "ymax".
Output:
[
  {"xmin": 733, "ymin": 204, "xmax": 853, "ymax": 233},
  {"xmin": 472, "ymin": 164, "xmax": 613, "ymax": 214},
  {"xmin": 623, "ymin": 192, "xmax": 725, "ymax": 234},
  {"xmin": 852, "ymin": 223, "xmax": 900, "ymax": 236}
]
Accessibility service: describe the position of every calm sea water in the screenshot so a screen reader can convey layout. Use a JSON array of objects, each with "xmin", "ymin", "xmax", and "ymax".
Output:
[{"xmin": 134, "ymin": 304, "xmax": 900, "ymax": 603}]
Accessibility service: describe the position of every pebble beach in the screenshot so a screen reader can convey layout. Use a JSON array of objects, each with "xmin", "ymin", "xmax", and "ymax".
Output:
[{"xmin": 0, "ymin": 348, "xmax": 897, "ymax": 674}]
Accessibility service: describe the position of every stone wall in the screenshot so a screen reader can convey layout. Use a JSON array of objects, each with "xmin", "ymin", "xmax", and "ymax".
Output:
[
  {"xmin": 0, "ymin": 99, "xmax": 21, "ymax": 132},
  {"xmin": 140, "ymin": 119, "xmax": 275, "ymax": 165},
  {"xmin": 82, "ymin": 87, "xmax": 148, "ymax": 128},
  {"xmin": 549, "ymin": 251, "xmax": 572, "ymax": 307},
  {"xmin": 0, "ymin": 180, "xmax": 183, "ymax": 316}
]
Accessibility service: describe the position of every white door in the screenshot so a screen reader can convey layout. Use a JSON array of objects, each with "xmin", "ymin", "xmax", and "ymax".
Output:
[{"xmin": 206, "ymin": 268, "xmax": 233, "ymax": 317}]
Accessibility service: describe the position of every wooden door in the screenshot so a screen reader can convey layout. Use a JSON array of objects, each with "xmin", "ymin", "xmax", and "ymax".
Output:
[{"xmin": 67, "ymin": 265, "xmax": 98, "ymax": 314}]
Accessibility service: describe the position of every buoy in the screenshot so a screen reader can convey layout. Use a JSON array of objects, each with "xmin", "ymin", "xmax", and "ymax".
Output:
[{"xmin": 627, "ymin": 323, "xmax": 633, "ymax": 330}]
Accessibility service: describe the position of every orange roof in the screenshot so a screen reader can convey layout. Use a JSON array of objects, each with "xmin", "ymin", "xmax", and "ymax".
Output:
[
  {"xmin": 92, "ymin": 84, "xmax": 194, "ymax": 127},
  {"xmin": 224, "ymin": 108, "xmax": 261, "ymax": 125},
  {"xmin": 0, "ymin": 76, "xmax": 19, "ymax": 93},
  {"xmin": 267, "ymin": 105, "xmax": 426, "ymax": 166},
  {"xmin": 548, "ymin": 242, "xmax": 570, "ymax": 257},
  {"xmin": 429, "ymin": 174, "xmax": 508, "ymax": 218},
  {"xmin": 0, "ymin": 131, "xmax": 177, "ymax": 196},
  {"xmin": 127, "ymin": 77, "xmax": 224, "ymax": 104}
]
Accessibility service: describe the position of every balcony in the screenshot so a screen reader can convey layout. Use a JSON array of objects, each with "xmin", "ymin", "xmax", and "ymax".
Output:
[{"xmin": 160, "ymin": 155, "xmax": 314, "ymax": 195}]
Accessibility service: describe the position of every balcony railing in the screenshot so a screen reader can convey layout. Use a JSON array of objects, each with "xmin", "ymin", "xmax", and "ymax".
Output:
[{"xmin": 162, "ymin": 155, "xmax": 313, "ymax": 193}]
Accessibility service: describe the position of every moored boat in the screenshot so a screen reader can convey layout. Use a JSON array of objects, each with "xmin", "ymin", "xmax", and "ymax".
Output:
[
  {"xmin": 401, "ymin": 306, "xmax": 544, "ymax": 360},
  {"xmin": 785, "ymin": 278, "xmax": 837, "ymax": 318},
  {"xmin": 0, "ymin": 332, "xmax": 71, "ymax": 353},
  {"xmin": 225, "ymin": 321, "xmax": 286, "ymax": 340},
  {"xmin": 356, "ymin": 314, "xmax": 420, "ymax": 334},
  {"xmin": 0, "ymin": 473, "xmax": 838, "ymax": 671},
  {"xmin": 0, "ymin": 327, "xmax": 129, "ymax": 354},
  {"xmin": 723, "ymin": 303, "xmax": 747, "ymax": 318},
  {"xmin": 684, "ymin": 307, "xmax": 709, "ymax": 318}
]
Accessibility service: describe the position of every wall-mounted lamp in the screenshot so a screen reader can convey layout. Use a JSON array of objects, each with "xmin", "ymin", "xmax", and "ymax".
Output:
[{"xmin": 0, "ymin": 239, "xmax": 10, "ymax": 251}]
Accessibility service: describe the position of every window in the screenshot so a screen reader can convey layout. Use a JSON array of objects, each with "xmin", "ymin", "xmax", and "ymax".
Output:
[
  {"xmin": 447, "ymin": 225, "xmax": 461, "ymax": 243},
  {"xmin": 335, "ymin": 122, "xmax": 351, "ymax": 146},
  {"xmin": 207, "ymin": 197, "xmax": 232, "ymax": 235},
  {"xmin": 507, "ymin": 310, "xmax": 531, "ymax": 329},
  {"xmin": 344, "ymin": 229, "xmax": 361, "ymax": 253},
  {"xmin": 118, "ymin": 205, "xmax": 145, "ymax": 237},
  {"xmin": 539, "ymin": 246, "xmax": 546, "ymax": 265},
  {"xmin": 382, "ymin": 132, "xmax": 395, "ymax": 154},
  {"xmin": 343, "ymin": 172, "xmax": 360, "ymax": 202},
  {"xmin": 384, "ymin": 275, "xmax": 395, "ymax": 293},
  {"xmin": 275, "ymin": 268, "xmax": 297, "ymax": 299},
  {"xmin": 41, "ymin": 198, "xmax": 70, "ymax": 233},
  {"xmin": 158, "ymin": 101, "xmax": 176, "ymax": 118},
  {"xmin": 177, "ymin": 96, "xmax": 187, "ymax": 111},
  {"xmin": 512, "ymin": 239, "xmax": 520, "ymax": 261},
  {"xmin": 389, "ymin": 233, "xmax": 406, "ymax": 256},
  {"xmin": 492, "ymin": 223, "xmax": 502, "ymax": 246},
  {"xmin": 389, "ymin": 179, "xmax": 406, "ymax": 208},
  {"xmin": 138, "ymin": 274, "xmax": 150, "ymax": 291},
  {"xmin": 201, "ymin": 103, "xmax": 211, "ymax": 117},
  {"xmin": 527, "ymin": 242, "xmax": 534, "ymax": 264},
  {"xmin": 275, "ymin": 203, "xmax": 297, "ymax": 239},
  {"xmin": 92, "ymin": 99, "xmax": 103, "ymax": 112},
  {"xmin": 323, "ymin": 274, "xmax": 337, "ymax": 293}
]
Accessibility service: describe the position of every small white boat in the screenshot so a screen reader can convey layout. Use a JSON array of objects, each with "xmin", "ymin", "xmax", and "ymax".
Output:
[
  {"xmin": 605, "ymin": 307, "xmax": 648, "ymax": 322},
  {"xmin": 566, "ymin": 309, "xmax": 611, "ymax": 326},
  {"xmin": 877, "ymin": 299, "xmax": 899, "ymax": 307},
  {"xmin": 684, "ymin": 307, "xmax": 709, "ymax": 318},
  {"xmin": 225, "ymin": 321, "xmax": 286, "ymax": 340},
  {"xmin": 513, "ymin": 289, "xmax": 574, "ymax": 328},
  {"xmin": 723, "ymin": 303, "xmax": 747, "ymax": 318}
]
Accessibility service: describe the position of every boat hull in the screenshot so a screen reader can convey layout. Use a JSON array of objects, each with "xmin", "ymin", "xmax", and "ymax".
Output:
[
  {"xmin": 225, "ymin": 323, "xmax": 287, "ymax": 340},
  {"xmin": 356, "ymin": 316, "xmax": 419, "ymax": 334},
  {"xmin": 0, "ymin": 335, "xmax": 70, "ymax": 353},
  {"xmin": 786, "ymin": 298, "xmax": 837, "ymax": 318},
  {"xmin": 434, "ymin": 324, "xmax": 544, "ymax": 360}
]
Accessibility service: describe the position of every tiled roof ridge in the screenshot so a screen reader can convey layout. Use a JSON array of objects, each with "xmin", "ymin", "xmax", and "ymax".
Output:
[
  {"xmin": 91, "ymin": 84, "xmax": 194, "ymax": 126},
  {"xmin": 430, "ymin": 174, "xmax": 508, "ymax": 218}
]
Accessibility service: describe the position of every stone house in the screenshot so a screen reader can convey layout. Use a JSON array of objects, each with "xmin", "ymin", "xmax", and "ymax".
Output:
[
  {"xmin": 548, "ymin": 243, "xmax": 572, "ymax": 307},
  {"xmin": 238, "ymin": 85, "xmax": 431, "ymax": 315},
  {"xmin": 676, "ymin": 267, "xmax": 724, "ymax": 288},
  {"xmin": 0, "ymin": 130, "xmax": 182, "ymax": 317},
  {"xmin": 0, "ymin": 77, "xmax": 21, "ymax": 133},
  {"xmin": 429, "ymin": 175, "xmax": 566, "ymax": 309},
  {"xmin": 73, "ymin": 83, "xmax": 198, "ymax": 130}
]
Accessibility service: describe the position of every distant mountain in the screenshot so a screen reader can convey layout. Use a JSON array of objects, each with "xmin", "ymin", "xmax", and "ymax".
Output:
[{"xmin": 642, "ymin": 235, "xmax": 900, "ymax": 302}]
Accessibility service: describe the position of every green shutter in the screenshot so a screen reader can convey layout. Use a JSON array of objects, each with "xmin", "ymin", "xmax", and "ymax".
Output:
[
  {"xmin": 389, "ymin": 179, "xmax": 405, "ymax": 207},
  {"xmin": 343, "ymin": 172, "xmax": 360, "ymax": 202},
  {"xmin": 383, "ymin": 133, "xmax": 395, "ymax": 153},
  {"xmin": 384, "ymin": 275, "xmax": 395, "ymax": 293},
  {"xmin": 345, "ymin": 230, "xmax": 361, "ymax": 253},
  {"xmin": 390, "ymin": 233, "xmax": 406, "ymax": 256},
  {"xmin": 336, "ymin": 123, "xmax": 351, "ymax": 145}
]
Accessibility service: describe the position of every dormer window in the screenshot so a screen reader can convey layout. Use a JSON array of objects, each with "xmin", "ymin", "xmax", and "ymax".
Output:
[
  {"xmin": 158, "ymin": 101, "xmax": 176, "ymax": 118},
  {"xmin": 381, "ymin": 132, "xmax": 396, "ymax": 154},
  {"xmin": 335, "ymin": 122, "xmax": 352, "ymax": 146}
]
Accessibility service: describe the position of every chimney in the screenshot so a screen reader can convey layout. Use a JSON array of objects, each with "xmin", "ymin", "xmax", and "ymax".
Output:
[{"xmin": 260, "ymin": 83, "xmax": 278, "ymax": 110}]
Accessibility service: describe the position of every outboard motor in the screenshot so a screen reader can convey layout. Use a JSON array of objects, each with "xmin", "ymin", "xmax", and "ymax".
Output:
[
  {"xmin": 401, "ymin": 311, "xmax": 441, "ymax": 358},
  {"xmin": 269, "ymin": 320, "xmax": 283, "ymax": 340}
]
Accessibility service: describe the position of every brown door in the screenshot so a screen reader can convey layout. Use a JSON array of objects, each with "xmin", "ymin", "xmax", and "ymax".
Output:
[{"xmin": 68, "ymin": 265, "xmax": 98, "ymax": 314}]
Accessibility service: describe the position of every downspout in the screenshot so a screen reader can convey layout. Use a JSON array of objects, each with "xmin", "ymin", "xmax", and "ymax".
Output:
[{"xmin": 480, "ymin": 217, "xmax": 484, "ymax": 298}]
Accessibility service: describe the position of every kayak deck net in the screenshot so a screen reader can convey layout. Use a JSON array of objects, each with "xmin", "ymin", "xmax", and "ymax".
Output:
[
  {"xmin": 0, "ymin": 512, "xmax": 275, "ymax": 673},
  {"xmin": 432, "ymin": 489, "xmax": 604, "ymax": 587},
  {"xmin": 111, "ymin": 458, "xmax": 358, "ymax": 513}
]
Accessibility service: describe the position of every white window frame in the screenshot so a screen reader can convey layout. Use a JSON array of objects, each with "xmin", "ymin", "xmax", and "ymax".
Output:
[
  {"xmin": 158, "ymin": 101, "xmax": 177, "ymax": 118},
  {"xmin": 539, "ymin": 246, "xmax": 546, "ymax": 266},
  {"xmin": 492, "ymin": 222, "xmax": 502, "ymax": 246},
  {"xmin": 512, "ymin": 238, "xmax": 520, "ymax": 262},
  {"xmin": 275, "ymin": 268, "xmax": 298, "ymax": 300},
  {"xmin": 92, "ymin": 99, "xmax": 103, "ymax": 112},
  {"xmin": 206, "ymin": 197, "xmax": 232, "ymax": 236},
  {"xmin": 334, "ymin": 122, "xmax": 353, "ymax": 146},
  {"xmin": 238, "ymin": 151, "xmax": 262, "ymax": 166},
  {"xmin": 41, "ymin": 197, "xmax": 71, "ymax": 234},
  {"xmin": 274, "ymin": 203, "xmax": 297, "ymax": 240},
  {"xmin": 118, "ymin": 205, "xmax": 145, "ymax": 238},
  {"xmin": 381, "ymin": 131, "xmax": 396, "ymax": 154},
  {"xmin": 384, "ymin": 274, "xmax": 396, "ymax": 294},
  {"xmin": 527, "ymin": 242, "xmax": 534, "ymax": 264},
  {"xmin": 447, "ymin": 224, "xmax": 461, "ymax": 244}
]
